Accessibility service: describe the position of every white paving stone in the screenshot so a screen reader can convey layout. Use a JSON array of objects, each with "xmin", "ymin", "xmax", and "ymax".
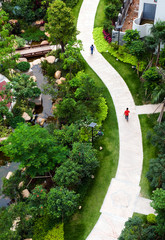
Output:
[
  {"xmin": 76, "ymin": 0, "xmax": 154, "ymax": 239},
  {"xmin": 134, "ymin": 197, "xmax": 155, "ymax": 215},
  {"xmin": 136, "ymin": 103, "xmax": 165, "ymax": 115}
]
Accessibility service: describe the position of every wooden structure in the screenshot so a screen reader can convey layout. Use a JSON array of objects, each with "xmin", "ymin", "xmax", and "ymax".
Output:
[{"xmin": 16, "ymin": 43, "xmax": 52, "ymax": 58}]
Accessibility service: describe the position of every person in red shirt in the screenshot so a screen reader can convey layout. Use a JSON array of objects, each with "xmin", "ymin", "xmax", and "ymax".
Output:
[{"xmin": 124, "ymin": 108, "xmax": 130, "ymax": 121}]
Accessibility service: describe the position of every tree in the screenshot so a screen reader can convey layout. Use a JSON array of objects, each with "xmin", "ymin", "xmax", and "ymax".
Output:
[
  {"xmin": 0, "ymin": 123, "xmax": 68, "ymax": 177},
  {"xmin": 47, "ymin": 187, "xmax": 79, "ymax": 220},
  {"xmin": 53, "ymin": 160, "xmax": 82, "ymax": 188},
  {"xmin": 142, "ymin": 67, "xmax": 162, "ymax": 98},
  {"xmin": 45, "ymin": 0, "xmax": 76, "ymax": 52},
  {"xmin": 60, "ymin": 40, "xmax": 84, "ymax": 79},
  {"xmin": 150, "ymin": 21, "xmax": 165, "ymax": 66},
  {"xmin": 146, "ymin": 154, "xmax": 165, "ymax": 190},
  {"xmin": 9, "ymin": 74, "xmax": 41, "ymax": 104},
  {"xmin": 0, "ymin": 10, "xmax": 19, "ymax": 73},
  {"xmin": 123, "ymin": 29, "xmax": 140, "ymax": 46},
  {"xmin": 70, "ymin": 142, "xmax": 99, "ymax": 177},
  {"xmin": 104, "ymin": 4, "xmax": 119, "ymax": 22},
  {"xmin": 151, "ymin": 188, "xmax": 165, "ymax": 238},
  {"xmin": 128, "ymin": 40, "xmax": 146, "ymax": 75},
  {"xmin": 28, "ymin": 185, "xmax": 47, "ymax": 217},
  {"xmin": 149, "ymin": 122, "xmax": 165, "ymax": 155}
]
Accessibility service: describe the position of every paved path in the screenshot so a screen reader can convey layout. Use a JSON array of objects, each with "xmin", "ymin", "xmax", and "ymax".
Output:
[
  {"xmin": 136, "ymin": 103, "xmax": 165, "ymax": 115},
  {"xmin": 77, "ymin": 0, "xmax": 154, "ymax": 239}
]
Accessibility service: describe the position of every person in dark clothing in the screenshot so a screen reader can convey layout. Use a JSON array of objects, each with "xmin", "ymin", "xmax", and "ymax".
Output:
[{"xmin": 90, "ymin": 44, "xmax": 94, "ymax": 54}]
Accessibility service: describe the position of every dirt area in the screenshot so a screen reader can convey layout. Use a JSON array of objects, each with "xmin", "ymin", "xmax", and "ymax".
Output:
[{"xmin": 122, "ymin": 0, "xmax": 139, "ymax": 32}]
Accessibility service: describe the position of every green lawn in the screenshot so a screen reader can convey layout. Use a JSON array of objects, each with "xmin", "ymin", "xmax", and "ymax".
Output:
[
  {"xmin": 72, "ymin": 0, "xmax": 84, "ymax": 26},
  {"xmin": 94, "ymin": 0, "xmax": 105, "ymax": 28},
  {"xmin": 139, "ymin": 114, "xmax": 158, "ymax": 198},
  {"xmin": 102, "ymin": 52, "xmax": 143, "ymax": 105},
  {"xmin": 64, "ymin": 62, "xmax": 119, "ymax": 240}
]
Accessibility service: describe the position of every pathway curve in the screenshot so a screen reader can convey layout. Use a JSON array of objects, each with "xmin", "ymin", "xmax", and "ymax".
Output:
[{"xmin": 77, "ymin": 0, "xmax": 154, "ymax": 239}]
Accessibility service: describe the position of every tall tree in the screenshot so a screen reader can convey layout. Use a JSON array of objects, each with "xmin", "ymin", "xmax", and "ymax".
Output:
[
  {"xmin": 45, "ymin": 0, "xmax": 76, "ymax": 52},
  {"xmin": 0, "ymin": 123, "xmax": 68, "ymax": 177},
  {"xmin": 150, "ymin": 21, "xmax": 165, "ymax": 66}
]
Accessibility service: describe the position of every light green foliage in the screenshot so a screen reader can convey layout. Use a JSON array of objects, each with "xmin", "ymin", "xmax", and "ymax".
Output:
[
  {"xmin": 0, "ymin": 123, "xmax": 68, "ymax": 177},
  {"xmin": 151, "ymin": 188, "xmax": 165, "ymax": 237},
  {"xmin": 93, "ymin": 27, "xmax": 146, "ymax": 71},
  {"xmin": 95, "ymin": 97, "xmax": 108, "ymax": 124},
  {"xmin": 2, "ymin": 169, "xmax": 25, "ymax": 200},
  {"xmin": 147, "ymin": 214, "xmax": 156, "ymax": 225},
  {"xmin": 44, "ymin": 223, "xmax": 64, "ymax": 240},
  {"xmin": 45, "ymin": 0, "xmax": 76, "ymax": 51},
  {"xmin": 28, "ymin": 185, "xmax": 47, "ymax": 217},
  {"xmin": 47, "ymin": 187, "xmax": 79, "ymax": 220},
  {"xmin": 123, "ymin": 29, "xmax": 140, "ymax": 46},
  {"xmin": 53, "ymin": 160, "xmax": 82, "ymax": 188},
  {"xmin": 0, "ymin": 120, "xmax": 11, "ymax": 137},
  {"xmin": 70, "ymin": 142, "xmax": 99, "ymax": 177},
  {"xmin": 33, "ymin": 216, "xmax": 55, "ymax": 240}
]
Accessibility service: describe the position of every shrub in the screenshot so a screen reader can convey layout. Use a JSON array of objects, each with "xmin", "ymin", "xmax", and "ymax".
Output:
[
  {"xmin": 103, "ymin": 20, "xmax": 114, "ymax": 34},
  {"xmin": 147, "ymin": 214, "xmax": 156, "ymax": 225},
  {"xmin": 33, "ymin": 216, "xmax": 55, "ymax": 240},
  {"xmin": 16, "ymin": 61, "xmax": 30, "ymax": 72},
  {"xmin": 63, "ymin": 0, "xmax": 78, "ymax": 8},
  {"xmin": 21, "ymin": 27, "xmax": 46, "ymax": 42},
  {"xmin": 103, "ymin": 29, "xmax": 112, "ymax": 43},
  {"xmin": 8, "ymin": 115, "xmax": 25, "ymax": 129},
  {"xmin": 14, "ymin": 36, "xmax": 26, "ymax": 48},
  {"xmin": 44, "ymin": 223, "xmax": 64, "ymax": 240}
]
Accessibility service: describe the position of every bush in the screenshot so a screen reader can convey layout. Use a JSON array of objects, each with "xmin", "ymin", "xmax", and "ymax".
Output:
[
  {"xmin": 147, "ymin": 214, "xmax": 156, "ymax": 225},
  {"xmin": 14, "ymin": 36, "xmax": 26, "ymax": 48},
  {"xmin": 44, "ymin": 223, "xmax": 64, "ymax": 240},
  {"xmin": 33, "ymin": 216, "xmax": 55, "ymax": 240},
  {"xmin": 63, "ymin": 0, "xmax": 78, "ymax": 8},
  {"xmin": 21, "ymin": 27, "xmax": 46, "ymax": 42},
  {"xmin": 16, "ymin": 61, "xmax": 30, "ymax": 72},
  {"xmin": 103, "ymin": 29, "xmax": 112, "ymax": 43},
  {"xmin": 8, "ymin": 115, "xmax": 25, "ymax": 129}
]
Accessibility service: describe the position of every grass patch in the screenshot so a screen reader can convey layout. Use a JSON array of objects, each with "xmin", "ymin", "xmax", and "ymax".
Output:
[
  {"xmin": 139, "ymin": 114, "xmax": 158, "ymax": 198},
  {"xmin": 64, "ymin": 62, "xmax": 119, "ymax": 240},
  {"xmin": 72, "ymin": 0, "xmax": 84, "ymax": 26},
  {"xmin": 102, "ymin": 52, "xmax": 143, "ymax": 105},
  {"xmin": 94, "ymin": 0, "xmax": 105, "ymax": 28}
]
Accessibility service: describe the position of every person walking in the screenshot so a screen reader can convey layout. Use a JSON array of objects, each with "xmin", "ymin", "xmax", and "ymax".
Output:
[
  {"xmin": 90, "ymin": 44, "xmax": 94, "ymax": 55},
  {"xmin": 124, "ymin": 108, "xmax": 130, "ymax": 121}
]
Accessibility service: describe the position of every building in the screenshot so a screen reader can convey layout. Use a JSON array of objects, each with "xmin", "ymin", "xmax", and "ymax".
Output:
[{"xmin": 133, "ymin": 0, "xmax": 165, "ymax": 37}]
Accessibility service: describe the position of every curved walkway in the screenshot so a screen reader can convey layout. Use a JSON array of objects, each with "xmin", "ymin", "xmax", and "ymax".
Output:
[{"xmin": 77, "ymin": 0, "xmax": 154, "ymax": 239}]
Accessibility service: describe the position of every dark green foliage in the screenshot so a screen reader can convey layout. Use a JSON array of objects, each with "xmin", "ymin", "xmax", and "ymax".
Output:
[
  {"xmin": 47, "ymin": 187, "xmax": 79, "ymax": 220},
  {"xmin": 149, "ymin": 122, "xmax": 165, "ymax": 154},
  {"xmin": 28, "ymin": 185, "xmax": 47, "ymax": 217},
  {"xmin": 0, "ymin": 123, "xmax": 68, "ymax": 177},
  {"xmin": 2, "ymin": 169, "xmax": 26, "ymax": 200},
  {"xmin": 123, "ymin": 29, "xmax": 140, "ymax": 46},
  {"xmin": 151, "ymin": 188, "xmax": 165, "ymax": 238},
  {"xmin": 159, "ymin": 46, "xmax": 165, "ymax": 68},
  {"xmin": 146, "ymin": 155, "xmax": 165, "ymax": 190},
  {"xmin": 119, "ymin": 216, "xmax": 157, "ymax": 240},
  {"xmin": 8, "ymin": 115, "xmax": 25, "ymax": 129},
  {"xmin": 104, "ymin": 4, "xmax": 118, "ymax": 22},
  {"xmin": 53, "ymin": 124, "xmax": 80, "ymax": 147},
  {"xmin": 70, "ymin": 142, "xmax": 99, "ymax": 177},
  {"xmin": 103, "ymin": 19, "xmax": 113, "ymax": 34},
  {"xmin": 16, "ymin": 61, "xmax": 30, "ymax": 72},
  {"xmin": 53, "ymin": 160, "xmax": 82, "ymax": 188},
  {"xmin": 63, "ymin": 0, "xmax": 78, "ymax": 8},
  {"xmin": 20, "ymin": 27, "xmax": 46, "ymax": 42}
]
